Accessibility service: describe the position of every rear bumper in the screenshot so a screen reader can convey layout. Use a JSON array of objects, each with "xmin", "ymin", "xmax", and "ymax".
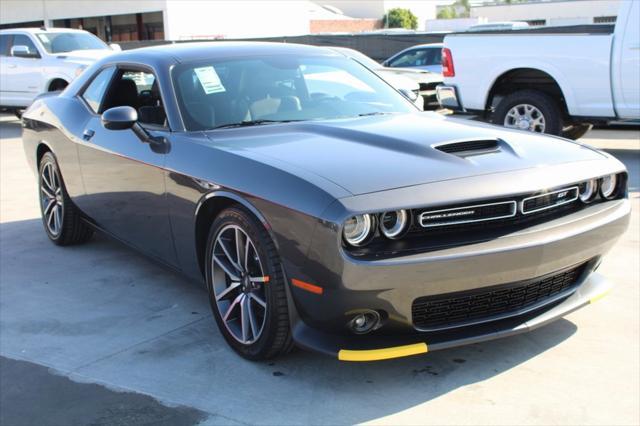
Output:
[
  {"xmin": 436, "ymin": 84, "xmax": 464, "ymax": 111},
  {"xmin": 293, "ymin": 271, "xmax": 612, "ymax": 361}
]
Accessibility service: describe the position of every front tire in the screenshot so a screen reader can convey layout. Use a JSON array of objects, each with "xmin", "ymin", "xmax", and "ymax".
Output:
[
  {"xmin": 205, "ymin": 207, "xmax": 293, "ymax": 360},
  {"xmin": 38, "ymin": 152, "xmax": 93, "ymax": 245},
  {"xmin": 494, "ymin": 89, "xmax": 563, "ymax": 136}
]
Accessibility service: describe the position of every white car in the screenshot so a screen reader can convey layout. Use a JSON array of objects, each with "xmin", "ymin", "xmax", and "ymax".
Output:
[
  {"xmin": 382, "ymin": 43, "xmax": 443, "ymax": 74},
  {"xmin": 0, "ymin": 27, "xmax": 117, "ymax": 115},
  {"xmin": 330, "ymin": 47, "xmax": 443, "ymax": 110},
  {"xmin": 437, "ymin": 0, "xmax": 639, "ymax": 139}
]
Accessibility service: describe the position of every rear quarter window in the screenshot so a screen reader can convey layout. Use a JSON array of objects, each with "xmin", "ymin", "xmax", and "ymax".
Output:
[{"xmin": 0, "ymin": 35, "xmax": 11, "ymax": 56}]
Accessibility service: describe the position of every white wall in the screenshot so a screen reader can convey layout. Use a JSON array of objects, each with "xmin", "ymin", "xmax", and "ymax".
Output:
[
  {"xmin": 425, "ymin": 17, "xmax": 485, "ymax": 32},
  {"xmin": 164, "ymin": 0, "xmax": 315, "ymax": 39},
  {"xmin": 0, "ymin": 0, "xmax": 167, "ymax": 25},
  {"xmin": 471, "ymin": 0, "xmax": 621, "ymax": 23}
]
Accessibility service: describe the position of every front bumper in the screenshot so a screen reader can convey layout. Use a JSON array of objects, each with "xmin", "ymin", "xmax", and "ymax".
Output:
[
  {"xmin": 293, "ymin": 271, "xmax": 611, "ymax": 361},
  {"xmin": 436, "ymin": 84, "xmax": 464, "ymax": 111},
  {"xmin": 287, "ymin": 198, "xmax": 629, "ymax": 361}
]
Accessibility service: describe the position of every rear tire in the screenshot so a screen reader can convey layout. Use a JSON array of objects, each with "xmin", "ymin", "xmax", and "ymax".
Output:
[
  {"xmin": 38, "ymin": 152, "xmax": 93, "ymax": 245},
  {"xmin": 493, "ymin": 89, "xmax": 563, "ymax": 136},
  {"xmin": 205, "ymin": 207, "xmax": 293, "ymax": 360}
]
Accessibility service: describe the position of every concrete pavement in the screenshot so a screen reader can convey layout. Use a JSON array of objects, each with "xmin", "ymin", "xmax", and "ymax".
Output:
[{"xmin": 1, "ymin": 114, "xmax": 638, "ymax": 425}]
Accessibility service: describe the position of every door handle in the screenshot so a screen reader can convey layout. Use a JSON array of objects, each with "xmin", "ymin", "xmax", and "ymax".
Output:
[
  {"xmin": 8, "ymin": 64, "xmax": 17, "ymax": 69},
  {"xmin": 82, "ymin": 129, "xmax": 95, "ymax": 141}
]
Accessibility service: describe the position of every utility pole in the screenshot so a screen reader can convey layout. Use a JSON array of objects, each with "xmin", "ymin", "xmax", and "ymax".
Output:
[{"xmin": 41, "ymin": 0, "xmax": 53, "ymax": 28}]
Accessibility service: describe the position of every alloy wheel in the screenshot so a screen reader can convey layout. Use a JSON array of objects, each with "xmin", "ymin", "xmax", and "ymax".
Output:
[
  {"xmin": 211, "ymin": 224, "xmax": 269, "ymax": 345},
  {"xmin": 40, "ymin": 160, "xmax": 64, "ymax": 237},
  {"xmin": 504, "ymin": 103, "xmax": 546, "ymax": 133}
]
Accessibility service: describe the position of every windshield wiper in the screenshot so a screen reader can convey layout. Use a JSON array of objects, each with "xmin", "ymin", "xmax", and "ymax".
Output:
[
  {"xmin": 212, "ymin": 119, "xmax": 302, "ymax": 130},
  {"xmin": 357, "ymin": 112, "xmax": 395, "ymax": 117}
]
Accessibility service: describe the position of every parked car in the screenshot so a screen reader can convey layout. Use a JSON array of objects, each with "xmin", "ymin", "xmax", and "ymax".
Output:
[
  {"xmin": 383, "ymin": 43, "xmax": 443, "ymax": 74},
  {"xmin": 22, "ymin": 42, "xmax": 629, "ymax": 361},
  {"xmin": 329, "ymin": 47, "xmax": 422, "ymax": 109},
  {"xmin": 0, "ymin": 27, "xmax": 117, "ymax": 117},
  {"xmin": 466, "ymin": 21, "xmax": 530, "ymax": 32},
  {"xmin": 330, "ymin": 46, "xmax": 443, "ymax": 110},
  {"xmin": 437, "ymin": 0, "xmax": 639, "ymax": 139}
]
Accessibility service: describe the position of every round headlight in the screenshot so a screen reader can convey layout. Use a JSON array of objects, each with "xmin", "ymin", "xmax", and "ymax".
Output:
[
  {"xmin": 579, "ymin": 179, "xmax": 598, "ymax": 203},
  {"xmin": 379, "ymin": 210, "xmax": 409, "ymax": 239},
  {"xmin": 343, "ymin": 214, "xmax": 375, "ymax": 246},
  {"xmin": 600, "ymin": 174, "xmax": 618, "ymax": 199}
]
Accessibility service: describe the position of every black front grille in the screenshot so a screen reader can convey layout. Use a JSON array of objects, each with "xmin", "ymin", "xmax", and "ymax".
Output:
[
  {"xmin": 522, "ymin": 187, "xmax": 579, "ymax": 214},
  {"xmin": 412, "ymin": 262, "xmax": 587, "ymax": 330},
  {"xmin": 435, "ymin": 139, "xmax": 499, "ymax": 154},
  {"xmin": 419, "ymin": 201, "xmax": 515, "ymax": 227}
]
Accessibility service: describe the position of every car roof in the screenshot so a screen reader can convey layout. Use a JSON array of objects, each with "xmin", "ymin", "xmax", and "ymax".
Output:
[
  {"xmin": 104, "ymin": 41, "xmax": 341, "ymax": 65},
  {"xmin": 401, "ymin": 43, "xmax": 443, "ymax": 51}
]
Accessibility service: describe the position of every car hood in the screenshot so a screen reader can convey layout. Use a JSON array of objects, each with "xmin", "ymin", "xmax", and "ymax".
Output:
[
  {"xmin": 56, "ymin": 49, "xmax": 114, "ymax": 64},
  {"xmin": 380, "ymin": 67, "xmax": 443, "ymax": 85},
  {"xmin": 203, "ymin": 112, "xmax": 606, "ymax": 196},
  {"xmin": 375, "ymin": 71, "xmax": 419, "ymax": 91}
]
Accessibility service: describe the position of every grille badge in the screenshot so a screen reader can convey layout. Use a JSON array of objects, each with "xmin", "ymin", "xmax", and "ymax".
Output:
[
  {"xmin": 521, "ymin": 186, "xmax": 579, "ymax": 215},
  {"xmin": 419, "ymin": 201, "xmax": 517, "ymax": 228}
]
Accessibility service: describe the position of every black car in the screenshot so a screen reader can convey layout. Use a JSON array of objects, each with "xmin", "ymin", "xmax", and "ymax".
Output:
[{"xmin": 22, "ymin": 42, "xmax": 629, "ymax": 361}]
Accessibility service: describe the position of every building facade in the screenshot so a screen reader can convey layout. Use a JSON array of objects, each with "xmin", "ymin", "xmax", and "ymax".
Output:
[
  {"xmin": 0, "ymin": 0, "xmax": 433, "ymax": 40},
  {"xmin": 470, "ymin": 0, "xmax": 622, "ymax": 27}
]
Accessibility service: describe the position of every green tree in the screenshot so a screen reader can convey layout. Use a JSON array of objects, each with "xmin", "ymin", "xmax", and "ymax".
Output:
[
  {"xmin": 437, "ymin": 7, "xmax": 457, "ymax": 19},
  {"xmin": 383, "ymin": 8, "xmax": 418, "ymax": 30}
]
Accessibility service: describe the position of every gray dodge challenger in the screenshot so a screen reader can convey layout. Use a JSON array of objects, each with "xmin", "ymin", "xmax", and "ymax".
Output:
[{"xmin": 22, "ymin": 42, "xmax": 630, "ymax": 361}]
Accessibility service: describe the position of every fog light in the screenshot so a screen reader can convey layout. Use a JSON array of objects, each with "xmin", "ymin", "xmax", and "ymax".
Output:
[{"xmin": 348, "ymin": 310, "xmax": 381, "ymax": 334}]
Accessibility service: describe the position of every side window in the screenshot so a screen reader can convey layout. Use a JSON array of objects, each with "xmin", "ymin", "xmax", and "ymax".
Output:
[
  {"xmin": 389, "ymin": 50, "xmax": 421, "ymax": 68},
  {"xmin": 10, "ymin": 34, "xmax": 40, "ymax": 58},
  {"xmin": 101, "ymin": 68, "xmax": 167, "ymax": 127},
  {"xmin": 81, "ymin": 67, "xmax": 116, "ymax": 113},
  {"xmin": 0, "ymin": 35, "xmax": 12, "ymax": 57}
]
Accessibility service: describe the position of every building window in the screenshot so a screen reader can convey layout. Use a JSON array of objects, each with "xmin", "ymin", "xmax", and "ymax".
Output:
[
  {"xmin": 0, "ymin": 20, "xmax": 44, "ymax": 30},
  {"xmin": 526, "ymin": 19, "xmax": 546, "ymax": 27},
  {"xmin": 52, "ymin": 12, "xmax": 163, "ymax": 42},
  {"xmin": 594, "ymin": 16, "xmax": 616, "ymax": 24}
]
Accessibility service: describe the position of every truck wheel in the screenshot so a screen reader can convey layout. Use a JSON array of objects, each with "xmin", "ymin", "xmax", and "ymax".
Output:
[
  {"xmin": 562, "ymin": 123, "xmax": 592, "ymax": 140},
  {"xmin": 494, "ymin": 90, "xmax": 563, "ymax": 136}
]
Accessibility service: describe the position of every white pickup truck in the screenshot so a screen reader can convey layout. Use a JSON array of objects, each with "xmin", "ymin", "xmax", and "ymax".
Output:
[
  {"xmin": 0, "ymin": 27, "xmax": 117, "ymax": 116},
  {"xmin": 437, "ymin": 0, "xmax": 639, "ymax": 139}
]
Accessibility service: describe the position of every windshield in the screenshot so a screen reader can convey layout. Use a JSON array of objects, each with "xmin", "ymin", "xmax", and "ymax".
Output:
[
  {"xmin": 172, "ymin": 54, "xmax": 416, "ymax": 131},
  {"xmin": 36, "ymin": 32, "xmax": 108, "ymax": 53}
]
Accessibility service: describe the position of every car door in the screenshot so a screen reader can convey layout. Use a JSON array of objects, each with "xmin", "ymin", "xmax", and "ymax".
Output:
[
  {"xmin": 0, "ymin": 34, "xmax": 14, "ymax": 106},
  {"xmin": 0, "ymin": 34, "xmax": 44, "ymax": 107},
  {"xmin": 616, "ymin": 0, "xmax": 640, "ymax": 119},
  {"xmin": 75, "ymin": 65, "xmax": 177, "ymax": 265}
]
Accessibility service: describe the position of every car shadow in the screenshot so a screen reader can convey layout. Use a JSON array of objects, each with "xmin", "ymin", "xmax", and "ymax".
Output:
[
  {"xmin": 0, "ymin": 115, "xmax": 22, "ymax": 139},
  {"xmin": 0, "ymin": 216, "xmax": 578, "ymax": 425}
]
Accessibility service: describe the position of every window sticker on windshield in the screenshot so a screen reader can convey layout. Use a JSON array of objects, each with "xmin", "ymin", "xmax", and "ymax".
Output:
[{"xmin": 194, "ymin": 66, "xmax": 225, "ymax": 94}]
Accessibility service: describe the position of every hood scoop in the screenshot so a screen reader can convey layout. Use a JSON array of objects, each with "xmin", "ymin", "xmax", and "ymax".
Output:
[{"xmin": 434, "ymin": 139, "xmax": 500, "ymax": 156}]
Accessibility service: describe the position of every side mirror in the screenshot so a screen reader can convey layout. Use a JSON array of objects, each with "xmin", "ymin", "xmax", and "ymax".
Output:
[
  {"xmin": 101, "ymin": 106, "xmax": 137, "ymax": 130},
  {"xmin": 11, "ymin": 45, "xmax": 39, "ymax": 58},
  {"xmin": 109, "ymin": 43, "xmax": 121, "ymax": 51},
  {"xmin": 382, "ymin": 60, "xmax": 389, "ymax": 67}
]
